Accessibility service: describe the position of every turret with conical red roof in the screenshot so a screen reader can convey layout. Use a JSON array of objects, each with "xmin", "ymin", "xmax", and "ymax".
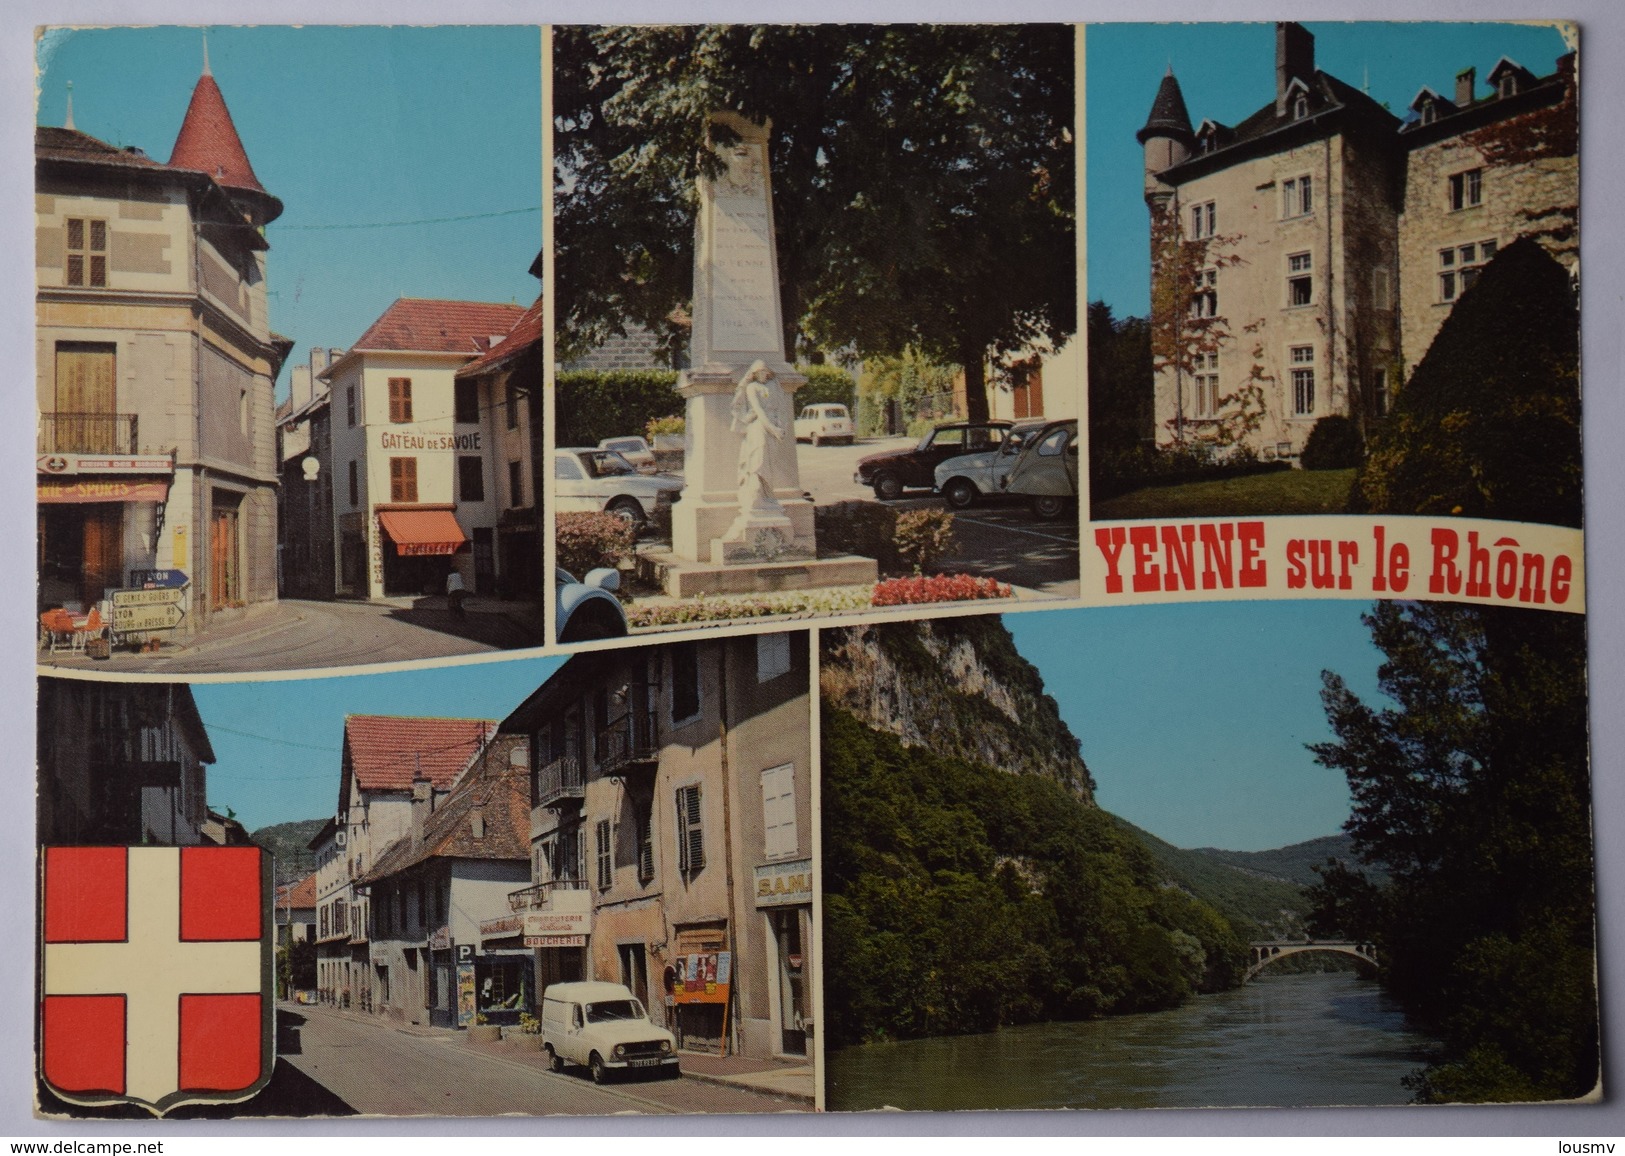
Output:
[{"xmin": 168, "ymin": 45, "xmax": 281, "ymax": 225}]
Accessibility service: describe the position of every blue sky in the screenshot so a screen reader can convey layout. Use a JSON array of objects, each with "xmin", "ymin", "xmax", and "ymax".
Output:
[
  {"xmin": 1086, "ymin": 21, "xmax": 1575, "ymax": 317},
  {"xmin": 1007, "ymin": 600, "xmax": 1388, "ymax": 852},
  {"xmin": 35, "ymin": 25, "xmax": 543, "ymax": 398},
  {"xmin": 193, "ymin": 655, "xmax": 562, "ymax": 832}
]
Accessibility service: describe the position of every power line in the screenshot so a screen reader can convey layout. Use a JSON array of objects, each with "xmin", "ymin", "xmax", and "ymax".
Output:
[{"xmin": 272, "ymin": 206, "xmax": 540, "ymax": 232}]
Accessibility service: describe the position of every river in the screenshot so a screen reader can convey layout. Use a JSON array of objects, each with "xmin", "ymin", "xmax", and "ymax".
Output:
[{"xmin": 826, "ymin": 971, "xmax": 1439, "ymax": 1111}]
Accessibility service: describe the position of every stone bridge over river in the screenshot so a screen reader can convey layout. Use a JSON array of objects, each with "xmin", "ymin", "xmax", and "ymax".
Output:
[{"xmin": 1246, "ymin": 940, "xmax": 1378, "ymax": 982}]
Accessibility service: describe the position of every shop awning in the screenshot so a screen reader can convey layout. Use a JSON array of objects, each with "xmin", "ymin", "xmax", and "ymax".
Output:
[
  {"xmin": 39, "ymin": 478, "xmax": 170, "ymax": 504},
  {"xmin": 377, "ymin": 508, "xmax": 467, "ymax": 556}
]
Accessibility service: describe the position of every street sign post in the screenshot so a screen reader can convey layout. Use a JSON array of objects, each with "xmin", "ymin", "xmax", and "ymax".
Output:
[
  {"xmin": 112, "ymin": 587, "xmax": 185, "ymax": 608},
  {"xmin": 129, "ymin": 569, "xmax": 189, "ymax": 589},
  {"xmin": 112, "ymin": 603, "xmax": 185, "ymax": 632}
]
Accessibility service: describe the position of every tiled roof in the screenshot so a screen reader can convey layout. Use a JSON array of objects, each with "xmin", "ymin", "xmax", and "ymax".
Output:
[
  {"xmin": 277, "ymin": 872, "xmax": 318, "ymax": 911},
  {"xmin": 36, "ymin": 126, "xmax": 165, "ymax": 170},
  {"xmin": 351, "ymin": 298, "xmax": 528, "ymax": 356},
  {"xmin": 169, "ymin": 73, "xmax": 267, "ymax": 196},
  {"xmin": 343, "ymin": 715, "xmax": 497, "ymax": 793},
  {"xmin": 361, "ymin": 740, "xmax": 531, "ymax": 883},
  {"xmin": 457, "ymin": 294, "xmax": 544, "ymax": 378}
]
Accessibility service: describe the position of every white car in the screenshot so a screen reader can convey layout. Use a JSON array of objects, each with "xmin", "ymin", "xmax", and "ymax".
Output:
[
  {"xmin": 541, "ymin": 981, "xmax": 679, "ymax": 1084},
  {"xmin": 933, "ymin": 418, "xmax": 1050, "ymax": 509},
  {"xmin": 554, "ymin": 448, "xmax": 684, "ymax": 534},
  {"xmin": 596, "ymin": 435, "xmax": 656, "ymax": 472},
  {"xmin": 793, "ymin": 403, "xmax": 854, "ymax": 446}
]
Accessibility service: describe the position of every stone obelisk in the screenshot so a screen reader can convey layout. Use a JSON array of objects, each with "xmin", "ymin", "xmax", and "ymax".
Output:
[{"xmin": 672, "ymin": 112, "xmax": 816, "ymax": 566}]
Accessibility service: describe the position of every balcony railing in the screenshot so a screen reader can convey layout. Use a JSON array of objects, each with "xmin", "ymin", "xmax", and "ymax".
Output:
[
  {"xmin": 535, "ymin": 754, "xmax": 584, "ymax": 808},
  {"xmin": 596, "ymin": 709, "xmax": 659, "ymax": 777},
  {"xmin": 508, "ymin": 878, "xmax": 590, "ymax": 913},
  {"xmin": 39, "ymin": 412, "xmax": 140, "ymax": 455}
]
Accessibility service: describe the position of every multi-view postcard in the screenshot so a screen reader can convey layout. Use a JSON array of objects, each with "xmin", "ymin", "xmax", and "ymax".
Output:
[{"xmin": 31, "ymin": 17, "xmax": 1595, "ymax": 1124}]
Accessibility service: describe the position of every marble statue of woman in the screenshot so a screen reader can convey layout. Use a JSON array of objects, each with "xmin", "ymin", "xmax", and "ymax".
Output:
[{"xmin": 730, "ymin": 359, "xmax": 785, "ymax": 511}]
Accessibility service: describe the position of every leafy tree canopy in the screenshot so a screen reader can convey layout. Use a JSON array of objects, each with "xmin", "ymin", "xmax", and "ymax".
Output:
[{"xmin": 555, "ymin": 25, "xmax": 1076, "ymax": 423}]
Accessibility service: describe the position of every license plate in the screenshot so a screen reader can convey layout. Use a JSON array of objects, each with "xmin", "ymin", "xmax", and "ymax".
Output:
[{"xmin": 627, "ymin": 1057, "xmax": 663, "ymax": 1068}]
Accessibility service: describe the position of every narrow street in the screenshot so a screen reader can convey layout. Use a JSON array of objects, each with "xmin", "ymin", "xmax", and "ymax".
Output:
[{"xmin": 259, "ymin": 1005, "xmax": 807, "ymax": 1118}]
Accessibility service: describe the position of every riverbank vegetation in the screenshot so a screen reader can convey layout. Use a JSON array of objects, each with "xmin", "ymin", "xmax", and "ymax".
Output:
[
  {"xmin": 822, "ymin": 708, "xmax": 1247, "ymax": 1047},
  {"xmin": 1308, "ymin": 602, "xmax": 1596, "ymax": 1102}
]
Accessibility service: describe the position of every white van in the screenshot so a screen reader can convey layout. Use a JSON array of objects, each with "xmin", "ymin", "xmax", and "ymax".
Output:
[
  {"xmin": 540, "ymin": 981, "xmax": 679, "ymax": 1083},
  {"xmin": 793, "ymin": 403, "xmax": 854, "ymax": 446}
]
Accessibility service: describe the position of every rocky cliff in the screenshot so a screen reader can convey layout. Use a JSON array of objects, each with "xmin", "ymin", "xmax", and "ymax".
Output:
[{"xmin": 820, "ymin": 616, "xmax": 1094, "ymax": 798}]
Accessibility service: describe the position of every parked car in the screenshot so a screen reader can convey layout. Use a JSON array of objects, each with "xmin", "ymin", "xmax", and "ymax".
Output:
[
  {"xmin": 1000, "ymin": 418, "xmax": 1079, "ymax": 519},
  {"xmin": 854, "ymin": 420, "xmax": 1015, "ymax": 500},
  {"xmin": 554, "ymin": 448, "xmax": 684, "ymax": 534},
  {"xmin": 932, "ymin": 417, "xmax": 1050, "ymax": 509},
  {"xmin": 555, "ymin": 567, "xmax": 629, "ymax": 644},
  {"xmin": 793, "ymin": 403, "xmax": 854, "ymax": 446},
  {"xmin": 541, "ymin": 981, "xmax": 679, "ymax": 1084},
  {"xmin": 597, "ymin": 435, "xmax": 657, "ymax": 472}
]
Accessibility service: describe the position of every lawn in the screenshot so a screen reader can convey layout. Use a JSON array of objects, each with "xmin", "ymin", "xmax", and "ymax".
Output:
[{"xmin": 1092, "ymin": 468, "xmax": 1357, "ymax": 520}]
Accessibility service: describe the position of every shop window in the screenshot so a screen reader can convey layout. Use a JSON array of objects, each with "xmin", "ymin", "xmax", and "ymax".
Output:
[
  {"xmin": 761, "ymin": 764, "xmax": 798, "ymax": 860},
  {"xmin": 389, "ymin": 456, "xmax": 418, "ymax": 503},
  {"xmin": 676, "ymin": 784, "xmax": 705, "ymax": 875},
  {"xmin": 65, "ymin": 217, "xmax": 108, "ymax": 287},
  {"xmin": 388, "ymin": 377, "xmax": 413, "ymax": 423}
]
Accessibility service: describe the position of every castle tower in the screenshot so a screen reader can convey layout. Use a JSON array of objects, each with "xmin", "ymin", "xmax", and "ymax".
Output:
[
  {"xmin": 1137, "ymin": 68, "xmax": 1194, "ymax": 209},
  {"xmin": 168, "ymin": 44, "xmax": 283, "ymax": 226}
]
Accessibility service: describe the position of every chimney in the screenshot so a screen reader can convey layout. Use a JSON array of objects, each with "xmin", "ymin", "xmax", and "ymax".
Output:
[
  {"xmin": 290, "ymin": 363, "xmax": 312, "ymax": 411},
  {"xmin": 470, "ymin": 802, "xmax": 486, "ymax": 841},
  {"xmin": 411, "ymin": 776, "xmax": 432, "ymax": 850},
  {"xmin": 1276, "ymin": 23, "xmax": 1315, "ymax": 116},
  {"xmin": 1456, "ymin": 67, "xmax": 1476, "ymax": 107}
]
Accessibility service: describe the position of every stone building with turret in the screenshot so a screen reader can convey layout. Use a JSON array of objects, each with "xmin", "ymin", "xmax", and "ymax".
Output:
[
  {"xmin": 36, "ymin": 48, "xmax": 290, "ymax": 630},
  {"xmin": 1139, "ymin": 23, "xmax": 1576, "ymax": 460}
]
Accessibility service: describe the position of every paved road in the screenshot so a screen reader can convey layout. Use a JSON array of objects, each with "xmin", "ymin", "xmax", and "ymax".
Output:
[
  {"xmin": 259, "ymin": 1006, "xmax": 801, "ymax": 1118},
  {"xmin": 796, "ymin": 436, "xmax": 1081, "ymax": 597},
  {"xmin": 40, "ymin": 598, "xmax": 543, "ymax": 676}
]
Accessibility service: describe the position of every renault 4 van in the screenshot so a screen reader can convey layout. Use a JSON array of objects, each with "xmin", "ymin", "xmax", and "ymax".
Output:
[{"xmin": 541, "ymin": 981, "xmax": 679, "ymax": 1083}]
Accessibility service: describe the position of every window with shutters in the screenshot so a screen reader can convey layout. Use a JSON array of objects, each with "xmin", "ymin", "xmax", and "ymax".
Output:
[
  {"xmin": 757, "ymin": 634, "xmax": 792, "ymax": 682},
  {"xmin": 761, "ymin": 764, "xmax": 798, "ymax": 860},
  {"xmin": 389, "ymin": 457, "xmax": 418, "ymax": 503},
  {"xmin": 636, "ymin": 799, "xmax": 655, "ymax": 885},
  {"xmin": 595, "ymin": 819, "xmax": 613, "ymax": 891},
  {"xmin": 676, "ymin": 784, "xmax": 704, "ymax": 875},
  {"xmin": 346, "ymin": 385, "xmax": 356, "ymax": 428},
  {"xmin": 671, "ymin": 643, "xmax": 701, "ymax": 725},
  {"xmin": 388, "ymin": 378, "xmax": 413, "ymax": 423},
  {"xmin": 65, "ymin": 217, "xmax": 108, "ymax": 287}
]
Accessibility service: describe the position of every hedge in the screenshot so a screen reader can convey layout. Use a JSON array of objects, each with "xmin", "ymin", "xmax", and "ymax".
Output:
[{"xmin": 555, "ymin": 370, "xmax": 682, "ymax": 449}]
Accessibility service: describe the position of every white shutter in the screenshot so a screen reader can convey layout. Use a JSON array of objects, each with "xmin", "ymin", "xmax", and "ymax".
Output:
[{"xmin": 760, "ymin": 763, "xmax": 798, "ymax": 860}]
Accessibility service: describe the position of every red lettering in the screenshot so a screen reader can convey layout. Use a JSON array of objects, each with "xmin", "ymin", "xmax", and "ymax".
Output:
[
  {"xmin": 1238, "ymin": 522, "xmax": 1266, "ymax": 587},
  {"xmin": 1198, "ymin": 523, "xmax": 1235, "ymax": 589},
  {"xmin": 1286, "ymin": 539, "xmax": 1307, "ymax": 589},
  {"xmin": 1430, "ymin": 529, "xmax": 1462, "ymax": 595},
  {"xmin": 1337, "ymin": 539, "xmax": 1358, "ymax": 591},
  {"xmin": 1465, "ymin": 531, "xmax": 1491, "ymax": 598},
  {"xmin": 1519, "ymin": 553, "xmax": 1547, "ymax": 604},
  {"xmin": 1160, "ymin": 524, "xmax": 1197, "ymax": 591},
  {"xmin": 1094, "ymin": 527, "xmax": 1128, "ymax": 594},
  {"xmin": 1129, "ymin": 526, "xmax": 1161, "ymax": 593},
  {"xmin": 1390, "ymin": 542, "xmax": 1410, "ymax": 593},
  {"xmin": 1552, "ymin": 555, "xmax": 1572, "ymax": 604}
]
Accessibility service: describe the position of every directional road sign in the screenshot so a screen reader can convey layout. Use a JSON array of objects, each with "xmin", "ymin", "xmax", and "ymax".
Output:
[
  {"xmin": 113, "ymin": 587, "xmax": 185, "ymax": 608},
  {"xmin": 113, "ymin": 604, "xmax": 185, "ymax": 632}
]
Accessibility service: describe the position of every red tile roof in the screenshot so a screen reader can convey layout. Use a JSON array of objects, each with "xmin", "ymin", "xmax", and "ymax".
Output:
[
  {"xmin": 457, "ymin": 294, "xmax": 544, "ymax": 378},
  {"xmin": 362, "ymin": 738, "xmax": 532, "ymax": 883},
  {"xmin": 36, "ymin": 126, "xmax": 165, "ymax": 170},
  {"xmin": 352, "ymin": 298, "xmax": 528, "ymax": 356},
  {"xmin": 169, "ymin": 73, "xmax": 267, "ymax": 196},
  {"xmin": 343, "ymin": 715, "xmax": 497, "ymax": 793},
  {"xmin": 277, "ymin": 872, "xmax": 318, "ymax": 910}
]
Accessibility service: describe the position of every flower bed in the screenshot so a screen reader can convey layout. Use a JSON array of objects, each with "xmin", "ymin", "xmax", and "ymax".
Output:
[
  {"xmin": 629, "ymin": 587, "xmax": 872, "ymax": 629},
  {"xmin": 871, "ymin": 574, "xmax": 1013, "ymax": 606}
]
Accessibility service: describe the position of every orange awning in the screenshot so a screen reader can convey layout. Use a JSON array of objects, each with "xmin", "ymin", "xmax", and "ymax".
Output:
[{"xmin": 377, "ymin": 509, "xmax": 467, "ymax": 556}]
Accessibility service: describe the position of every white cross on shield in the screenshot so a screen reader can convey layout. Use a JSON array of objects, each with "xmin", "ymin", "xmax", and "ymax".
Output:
[{"xmin": 39, "ymin": 845, "xmax": 272, "ymax": 1115}]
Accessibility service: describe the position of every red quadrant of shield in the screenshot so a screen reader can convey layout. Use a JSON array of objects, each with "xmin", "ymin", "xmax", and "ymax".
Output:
[
  {"xmin": 178, "ymin": 994, "xmax": 262, "ymax": 1091},
  {"xmin": 43, "ymin": 847, "xmax": 127, "ymax": 943},
  {"xmin": 180, "ymin": 846, "xmax": 260, "ymax": 941},
  {"xmin": 42, "ymin": 995, "xmax": 126, "ymax": 1094}
]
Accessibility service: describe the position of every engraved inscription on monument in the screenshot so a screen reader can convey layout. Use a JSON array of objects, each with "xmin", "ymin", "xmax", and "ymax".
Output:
[{"xmin": 709, "ymin": 140, "xmax": 781, "ymax": 354}]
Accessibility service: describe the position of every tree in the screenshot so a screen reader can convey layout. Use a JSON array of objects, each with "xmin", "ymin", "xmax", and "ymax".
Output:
[
  {"xmin": 1308, "ymin": 601, "xmax": 1596, "ymax": 1101},
  {"xmin": 1351, "ymin": 237, "xmax": 1581, "ymax": 526},
  {"xmin": 1086, "ymin": 300, "xmax": 1152, "ymax": 459},
  {"xmin": 554, "ymin": 25, "xmax": 1075, "ymax": 424}
]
